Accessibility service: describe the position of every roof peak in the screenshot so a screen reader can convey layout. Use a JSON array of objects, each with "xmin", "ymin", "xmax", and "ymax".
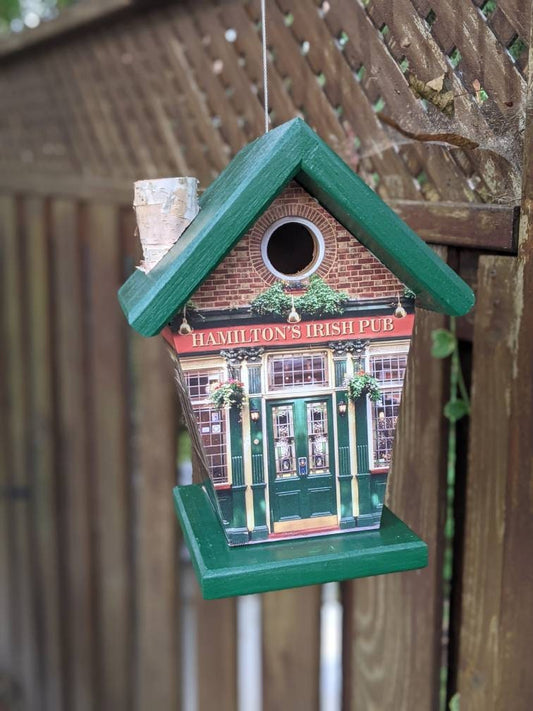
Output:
[{"xmin": 119, "ymin": 119, "xmax": 474, "ymax": 337}]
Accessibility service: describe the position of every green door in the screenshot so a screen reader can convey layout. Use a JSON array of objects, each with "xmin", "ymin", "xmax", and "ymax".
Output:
[{"xmin": 266, "ymin": 396, "xmax": 338, "ymax": 533}]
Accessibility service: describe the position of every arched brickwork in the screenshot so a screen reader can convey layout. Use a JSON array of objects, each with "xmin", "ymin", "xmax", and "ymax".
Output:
[
  {"xmin": 191, "ymin": 181, "xmax": 402, "ymax": 310},
  {"xmin": 248, "ymin": 182, "xmax": 337, "ymax": 283}
]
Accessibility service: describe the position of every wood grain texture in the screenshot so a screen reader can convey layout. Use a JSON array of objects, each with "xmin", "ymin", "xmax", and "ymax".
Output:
[
  {"xmin": 390, "ymin": 201, "xmax": 518, "ymax": 253},
  {"xmin": 2, "ymin": 195, "xmax": 39, "ymax": 711},
  {"xmin": 457, "ymin": 21, "xmax": 533, "ymax": 704},
  {"xmin": 196, "ymin": 593, "xmax": 237, "ymax": 711},
  {"xmin": 262, "ymin": 586, "xmax": 321, "ymax": 711},
  {"xmin": 0, "ymin": 198, "xmax": 12, "ymax": 674},
  {"xmin": 131, "ymin": 332, "xmax": 180, "ymax": 711},
  {"xmin": 51, "ymin": 199, "xmax": 97, "ymax": 711},
  {"xmin": 343, "ymin": 304, "xmax": 449, "ymax": 711},
  {"xmin": 24, "ymin": 196, "xmax": 64, "ymax": 711},
  {"xmin": 0, "ymin": 0, "xmax": 523, "ymax": 208},
  {"xmin": 455, "ymin": 256, "xmax": 519, "ymax": 708},
  {"xmin": 85, "ymin": 204, "xmax": 132, "ymax": 711},
  {"xmin": 0, "ymin": 0, "xmax": 136, "ymax": 58}
]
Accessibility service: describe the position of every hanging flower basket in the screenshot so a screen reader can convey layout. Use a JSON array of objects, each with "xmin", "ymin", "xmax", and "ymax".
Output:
[
  {"xmin": 346, "ymin": 371, "xmax": 382, "ymax": 402},
  {"xmin": 209, "ymin": 379, "xmax": 247, "ymax": 411}
]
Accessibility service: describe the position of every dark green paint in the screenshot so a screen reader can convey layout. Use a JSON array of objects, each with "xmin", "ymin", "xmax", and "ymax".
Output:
[
  {"xmin": 119, "ymin": 119, "xmax": 474, "ymax": 337},
  {"xmin": 371, "ymin": 472, "xmax": 388, "ymax": 519},
  {"xmin": 249, "ymin": 396, "xmax": 268, "ymax": 541},
  {"xmin": 173, "ymin": 483, "xmax": 428, "ymax": 599},
  {"xmin": 248, "ymin": 365, "xmax": 262, "ymax": 394},
  {"xmin": 227, "ymin": 407, "xmax": 248, "ymax": 544},
  {"xmin": 215, "ymin": 489, "xmax": 233, "ymax": 526},
  {"xmin": 335, "ymin": 392, "xmax": 356, "ymax": 529},
  {"xmin": 354, "ymin": 398, "xmax": 375, "ymax": 526},
  {"xmin": 334, "ymin": 358, "xmax": 347, "ymax": 388},
  {"xmin": 266, "ymin": 396, "xmax": 337, "ymax": 527}
]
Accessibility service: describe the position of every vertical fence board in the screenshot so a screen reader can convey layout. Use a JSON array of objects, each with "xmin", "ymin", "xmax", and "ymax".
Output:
[
  {"xmin": 0, "ymin": 206, "xmax": 11, "ymax": 673},
  {"xmin": 455, "ymin": 257, "xmax": 517, "ymax": 708},
  {"xmin": 343, "ymin": 306, "xmax": 449, "ymax": 711},
  {"xmin": 51, "ymin": 198, "xmax": 96, "ymax": 711},
  {"xmin": 196, "ymin": 595, "xmax": 238, "ymax": 711},
  {"xmin": 0, "ymin": 197, "xmax": 16, "ymax": 680},
  {"xmin": 132, "ymin": 333, "xmax": 181, "ymax": 711},
  {"xmin": 85, "ymin": 204, "xmax": 132, "ymax": 711},
  {"xmin": 24, "ymin": 196, "xmax": 64, "ymax": 711},
  {"xmin": 458, "ymin": 36, "xmax": 533, "ymax": 700},
  {"xmin": 262, "ymin": 586, "xmax": 321, "ymax": 711},
  {"xmin": 2, "ymin": 195, "xmax": 39, "ymax": 710},
  {"xmin": 498, "ymin": 42, "xmax": 533, "ymax": 702}
]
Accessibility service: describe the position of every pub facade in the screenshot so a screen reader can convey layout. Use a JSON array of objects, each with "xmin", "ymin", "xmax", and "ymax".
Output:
[{"xmin": 168, "ymin": 182, "xmax": 414, "ymax": 544}]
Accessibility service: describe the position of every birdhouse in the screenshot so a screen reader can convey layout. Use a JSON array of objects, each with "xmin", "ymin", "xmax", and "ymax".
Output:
[{"xmin": 119, "ymin": 119, "xmax": 474, "ymax": 598}]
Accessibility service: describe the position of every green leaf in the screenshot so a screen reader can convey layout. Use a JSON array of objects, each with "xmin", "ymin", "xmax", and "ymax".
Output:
[
  {"xmin": 431, "ymin": 328, "xmax": 456, "ymax": 358},
  {"xmin": 449, "ymin": 692, "xmax": 460, "ymax": 711},
  {"xmin": 444, "ymin": 399, "xmax": 469, "ymax": 422}
]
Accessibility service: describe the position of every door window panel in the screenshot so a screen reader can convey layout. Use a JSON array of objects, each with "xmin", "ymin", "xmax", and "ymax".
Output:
[
  {"xmin": 268, "ymin": 352, "xmax": 328, "ymax": 390},
  {"xmin": 307, "ymin": 402, "xmax": 330, "ymax": 474},
  {"xmin": 272, "ymin": 405, "xmax": 296, "ymax": 478}
]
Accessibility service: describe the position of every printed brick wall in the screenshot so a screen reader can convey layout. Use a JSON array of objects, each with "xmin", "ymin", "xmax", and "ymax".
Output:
[{"xmin": 191, "ymin": 182, "xmax": 402, "ymax": 310}]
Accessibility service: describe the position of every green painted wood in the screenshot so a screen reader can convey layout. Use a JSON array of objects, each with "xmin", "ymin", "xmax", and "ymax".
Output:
[
  {"xmin": 173, "ymin": 483, "xmax": 427, "ymax": 599},
  {"xmin": 355, "ymin": 398, "xmax": 374, "ymax": 525},
  {"xmin": 118, "ymin": 119, "xmax": 474, "ymax": 337},
  {"xmin": 227, "ymin": 407, "xmax": 247, "ymax": 543},
  {"xmin": 249, "ymin": 396, "xmax": 268, "ymax": 540},
  {"xmin": 335, "ymin": 392, "xmax": 355, "ymax": 529}
]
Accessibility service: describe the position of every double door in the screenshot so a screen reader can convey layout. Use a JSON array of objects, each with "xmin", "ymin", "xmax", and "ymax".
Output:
[{"xmin": 266, "ymin": 396, "xmax": 338, "ymax": 533}]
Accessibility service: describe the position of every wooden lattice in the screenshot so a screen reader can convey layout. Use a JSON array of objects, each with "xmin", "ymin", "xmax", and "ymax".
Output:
[{"xmin": 0, "ymin": 0, "xmax": 529, "ymax": 207}]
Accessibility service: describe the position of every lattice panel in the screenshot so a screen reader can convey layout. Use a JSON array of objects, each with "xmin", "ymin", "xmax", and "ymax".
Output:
[{"xmin": 0, "ymin": 0, "xmax": 529, "ymax": 204}]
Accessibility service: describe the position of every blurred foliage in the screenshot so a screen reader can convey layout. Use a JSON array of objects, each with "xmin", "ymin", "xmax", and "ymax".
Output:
[
  {"xmin": 0, "ymin": 0, "xmax": 76, "ymax": 32},
  {"xmin": 0, "ymin": 0, "xmax": 21, "ymax": 22}
]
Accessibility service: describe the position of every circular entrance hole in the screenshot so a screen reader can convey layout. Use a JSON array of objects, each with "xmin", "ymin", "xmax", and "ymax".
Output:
[{"xmin": 262, "ymin": 219, "xmax": 324, "ymax": 280}]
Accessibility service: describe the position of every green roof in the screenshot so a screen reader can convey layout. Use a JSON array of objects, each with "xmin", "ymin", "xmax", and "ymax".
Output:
[{"xmin": 119, "ymin": 118, "xmax": 474, "ymax": 337}]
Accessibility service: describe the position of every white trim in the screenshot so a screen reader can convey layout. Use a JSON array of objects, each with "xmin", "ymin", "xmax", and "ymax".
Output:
[{"xmin": 260, "ymin": 216, "xmax": 325, "ymax": 281}]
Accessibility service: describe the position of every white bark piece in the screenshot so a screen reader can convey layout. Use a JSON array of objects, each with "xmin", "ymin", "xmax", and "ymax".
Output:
[{"xmin": 134, "ymin": 176, "xmax": 199, "ymax": 273}]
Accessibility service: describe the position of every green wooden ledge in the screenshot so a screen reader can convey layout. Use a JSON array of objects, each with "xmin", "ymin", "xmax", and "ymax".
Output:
[{"xmin": 173, "ymin": 484, "xmax": 428, "ymax": 599}]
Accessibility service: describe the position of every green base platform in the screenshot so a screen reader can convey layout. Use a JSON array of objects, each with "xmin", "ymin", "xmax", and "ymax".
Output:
[{"xmin": 173, "ymin": 484, "xmax": 428, "ymax": 599}]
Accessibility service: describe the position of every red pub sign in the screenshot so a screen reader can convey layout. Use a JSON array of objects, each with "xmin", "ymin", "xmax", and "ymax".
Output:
[{"xmin": 169, "ymin": 313, "xmax": 414, "ymax": 355}]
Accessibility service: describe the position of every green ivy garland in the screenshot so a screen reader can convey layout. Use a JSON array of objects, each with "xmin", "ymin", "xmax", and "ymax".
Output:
[{"xmin": 250, "ymin": 276, "xmax": 348, "ymax": 320}]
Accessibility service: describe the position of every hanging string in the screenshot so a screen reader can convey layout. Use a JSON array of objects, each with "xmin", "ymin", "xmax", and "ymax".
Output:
[{"xmin": 261, "ymin": 0, "xmax": 270, "ymax": 133}]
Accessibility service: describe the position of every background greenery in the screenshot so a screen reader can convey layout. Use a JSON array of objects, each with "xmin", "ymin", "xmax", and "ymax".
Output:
[{"xmin": 0, "ymin": 0, "xmax": 75, "ymax": 33}]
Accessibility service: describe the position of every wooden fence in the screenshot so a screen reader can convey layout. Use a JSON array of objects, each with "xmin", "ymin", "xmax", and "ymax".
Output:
[{"xmin": 1, "ymin": 1, "xmax": 532, "ymax": 710}]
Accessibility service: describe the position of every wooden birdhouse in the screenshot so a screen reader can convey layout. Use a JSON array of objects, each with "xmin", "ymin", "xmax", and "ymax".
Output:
[{"xmin": 119, "ymin": 119, "xmax": 474, "ymax": 598}]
